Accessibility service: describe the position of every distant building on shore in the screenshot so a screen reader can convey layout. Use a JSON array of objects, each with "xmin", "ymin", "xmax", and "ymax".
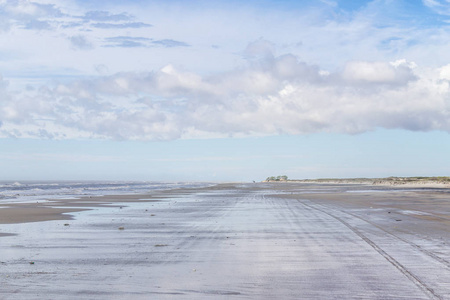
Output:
[{"xmin": 264, "ymin": 175, "xmax": 288, "ymax": 182}]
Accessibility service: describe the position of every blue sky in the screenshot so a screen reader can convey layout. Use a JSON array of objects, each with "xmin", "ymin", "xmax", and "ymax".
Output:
[{"xmin": 1, "ymin": 0, "xmax": 450, "ymax": 181}]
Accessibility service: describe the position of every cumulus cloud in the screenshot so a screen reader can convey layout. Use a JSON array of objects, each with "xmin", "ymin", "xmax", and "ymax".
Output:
[
  {"xmin": 1, "ymin": 51, "xmax": 449, "ymax": 140},
  {"xmin": 341, "ymin": 60, "xmax": 416, "ymax": 86}
]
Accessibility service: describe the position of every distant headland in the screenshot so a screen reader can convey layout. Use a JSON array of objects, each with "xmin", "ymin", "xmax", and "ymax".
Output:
[{"xmin": 263, "ymin": 176, "xmax": 450, "ymax": 187}]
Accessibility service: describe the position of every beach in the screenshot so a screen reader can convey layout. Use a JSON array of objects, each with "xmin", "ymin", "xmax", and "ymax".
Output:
[{"xmin": 1, "ymin": 182, "xmax": 450, "ymax": 299}]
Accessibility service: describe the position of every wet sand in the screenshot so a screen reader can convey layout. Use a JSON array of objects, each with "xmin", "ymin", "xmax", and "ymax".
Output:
[{"xmin": 1, "ymin": 182, "xmax": 450, "ymax": 299}]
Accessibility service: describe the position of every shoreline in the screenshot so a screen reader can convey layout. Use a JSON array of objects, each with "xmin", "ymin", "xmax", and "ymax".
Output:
[
  {"xmin": 0, "ymin": 180, "xmax": 448, "ymax": 228},
  {"xmin": 0, "ymin": 183, "xmax": 228, "ymax": 226},
  {"xmin": 0, "ymin": 182, "xmax": 245, "ymax": 226}
]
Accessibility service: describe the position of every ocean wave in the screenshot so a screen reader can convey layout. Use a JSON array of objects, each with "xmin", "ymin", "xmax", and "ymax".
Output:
[{"xmin": 0, "ymin": 181, "xmax": 212, "ymax": 202}]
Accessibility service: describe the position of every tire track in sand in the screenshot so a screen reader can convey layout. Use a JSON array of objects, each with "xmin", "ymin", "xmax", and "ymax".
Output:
[{"xmin": 296, "ymin": 200, "xmax": 443, "ymax": 300}]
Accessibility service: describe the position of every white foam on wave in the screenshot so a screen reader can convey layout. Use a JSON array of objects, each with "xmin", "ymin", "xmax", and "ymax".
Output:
[{"xmin": 0, "ymin": 181, "xmax": 214, "ymax": 204}]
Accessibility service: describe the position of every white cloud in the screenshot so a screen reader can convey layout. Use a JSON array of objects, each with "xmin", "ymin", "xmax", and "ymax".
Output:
[
  {"xmin": 3, "ymin": 0, "xmax": 62, "ymax": 18},
  {"xmin": 1, "ymin": 1, "xmax": 450, "ymax": 141},
  {"xmin": 439, "ymin": 64, "xmax": 450, "ymax": 80},
  {"xmin": 1, "ymin": 52, "xmax": 449, "ymax": 140},
  {"xmin": 341, "ymin": 60, "xmax": 416, "ymax": 85}
]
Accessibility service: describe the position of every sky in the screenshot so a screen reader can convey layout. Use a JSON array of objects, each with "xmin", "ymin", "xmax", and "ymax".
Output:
[{"xmin": 1, "ymin": 0, "xmax": 450, "ymax": 182}]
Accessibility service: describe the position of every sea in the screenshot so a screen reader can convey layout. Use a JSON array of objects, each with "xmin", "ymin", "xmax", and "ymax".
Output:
[{"xmin": 0, "ymin": 181, "xmax": 213, "ymax": 204}]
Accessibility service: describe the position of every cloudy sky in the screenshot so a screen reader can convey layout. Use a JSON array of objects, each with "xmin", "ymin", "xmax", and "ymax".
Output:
[{"xmin": 1, "ymin": 0, "xmax": 450, "ymax": 181}]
